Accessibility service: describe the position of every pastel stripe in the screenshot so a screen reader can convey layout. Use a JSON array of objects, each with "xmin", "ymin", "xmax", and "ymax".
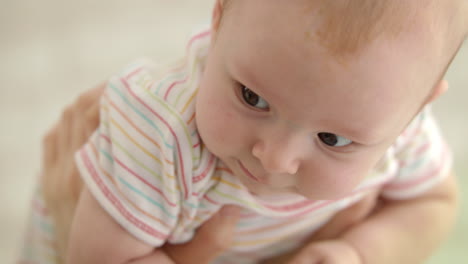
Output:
[
  {"xmin": 120, "ymin": 78, "xmax": 191, "ymax": 199},
  {"xmin": 90, "ymin": 142, "xmax": 174, "ymax": 228},
  {"xmin": 80, "ymin": 147, "xmax": 168, "ymax": 241},
  {"xmin": 108, "ymin": 135, "xmax": 177, "ymax": 192},
  {"xmin": 385, "ymin": 147, "xmax": 449, "ymax": 190},
  {"xmin": 144, "ymin": 86, "xmax": 197, "ymax": 163},
  {"xmin": 108, "ymin": 82, "xmax": 174, "ymax": 149}
]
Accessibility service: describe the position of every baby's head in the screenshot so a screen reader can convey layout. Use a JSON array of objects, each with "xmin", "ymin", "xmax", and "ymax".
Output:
[{"xmin": 195, "ymin": 0, "xmax": 468, "ymax": 199}]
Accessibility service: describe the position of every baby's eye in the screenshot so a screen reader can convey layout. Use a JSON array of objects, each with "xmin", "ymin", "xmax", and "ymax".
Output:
[
  {"xmin": 241, "ymin": 86, "xmax": 269, "ymax": 110},
  {"xmin": 318, "ymin": 132, "xmax": 353, "ymax": 147}
]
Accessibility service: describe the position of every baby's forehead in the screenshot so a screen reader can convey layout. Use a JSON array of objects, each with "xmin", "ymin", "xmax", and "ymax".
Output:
[
  {"xmin": 224, "ymin": 1, "xmax": 465, "ymax": 92},
  {"xmin": 300, "ymin": 0, "xmax": 462, "ymax": 58}
]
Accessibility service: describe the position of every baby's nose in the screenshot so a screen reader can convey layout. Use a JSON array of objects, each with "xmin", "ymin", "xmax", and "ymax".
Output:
[{"xmin": 252, "ymin": 140, "xmax": 300, "ymax": 175}]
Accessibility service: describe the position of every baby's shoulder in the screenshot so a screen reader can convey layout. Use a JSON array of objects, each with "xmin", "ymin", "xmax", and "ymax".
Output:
[
  {"xmin": 393, "ymin": 106, "xmax": 441, "ymax": 151},
  {"xmin": 106, "ymin": 56, "xmax": 202, "ymax": 122},
  {"xmin": 107, "ymin": 26, "xmax": 211, "ymax": 116}
]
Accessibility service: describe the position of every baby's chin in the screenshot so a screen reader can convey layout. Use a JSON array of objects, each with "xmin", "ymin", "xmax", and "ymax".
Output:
[{"xmin": 244, "ymin": 183, "xmax": 302, "ymax": 199}]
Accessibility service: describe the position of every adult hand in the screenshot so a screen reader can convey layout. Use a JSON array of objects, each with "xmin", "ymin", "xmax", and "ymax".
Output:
[
  {"xmin": 41, "ymin": 83, "xmax": 105, "ymax": 261},
  {"xmin": 40, "ymin": 84, "xmax": 240, "ymax": 263}
]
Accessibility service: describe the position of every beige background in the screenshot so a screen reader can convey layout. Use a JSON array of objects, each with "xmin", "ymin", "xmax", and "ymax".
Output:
[{"xmin": 1, "ymin": 0, "xmax": 467, "ymax": 263}]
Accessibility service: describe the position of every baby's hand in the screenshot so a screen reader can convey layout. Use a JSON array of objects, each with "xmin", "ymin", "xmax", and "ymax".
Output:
[{"xmin": 288, "ymin": 240, "xmax": 361, "ymax": 264}]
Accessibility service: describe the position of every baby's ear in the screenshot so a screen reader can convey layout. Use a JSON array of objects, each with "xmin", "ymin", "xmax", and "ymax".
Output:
[
  {"xmin": 425, "ymin": 79, "xmax": 449, "ymax": 104},
  {"xmin": 211, "ymin": 0, "xmax": 224, "ymax": 35}
]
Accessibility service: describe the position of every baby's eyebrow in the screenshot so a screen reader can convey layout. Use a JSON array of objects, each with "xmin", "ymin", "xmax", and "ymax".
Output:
[
  {"xmin": 230, "ymin": 60, "xmax": 264, "ymax": 93},
  {"xmin": 315, "ymin": 119, "xmax": 384, "ymax": 145},
  {"xmin": 232, "ymin": 60, "xmax": 295, "ymax": 109},
  {"xmin": 343, "ymin": 127, "xmax": 388, "ymax": 145}
]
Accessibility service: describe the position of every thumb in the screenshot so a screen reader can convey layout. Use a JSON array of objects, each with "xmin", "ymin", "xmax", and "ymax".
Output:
[{"xmin": 164, "ymin": 205, "xmax": 241, "ymax": 264}]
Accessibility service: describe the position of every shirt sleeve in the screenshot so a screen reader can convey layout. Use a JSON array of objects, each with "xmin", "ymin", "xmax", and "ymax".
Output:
[
  {"xmin": 74, "ymin": 63, "xmax": 195, "ymax": 247},
  {"xmin": 381, "ymin": 106, "xmax": 453, "ymax": 200}
]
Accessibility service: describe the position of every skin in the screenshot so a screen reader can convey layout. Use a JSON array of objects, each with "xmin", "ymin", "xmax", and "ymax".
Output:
[
  {"xmin": 41, "ymin": 84, "xmax": 243, "ymax": 264},
  {"xmin": 197, "ymin": 0, "xmax": 447, "ymax": 200},
  {"xmin": 44, "ymin": 84, "xmax": 378, "ymax": 264},
  {"xmin": 197, "ymin": 0, "xmax": 458, "ymax": 263},
  {"xmin": 63, "ymin": 0, "xmax": 459, "ymax": 263}
]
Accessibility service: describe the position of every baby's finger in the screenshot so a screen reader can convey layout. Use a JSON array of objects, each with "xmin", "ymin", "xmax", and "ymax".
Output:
[
  {"xmin": 127, "ymin": 250, "xmax": 175, "ymax": 264},
  {"xmin": 193, "ymin": 205, "xmax": 241, "ymax": 250},
  {"xmin": 164, "ymin": 205, "xmax": 241, "ymax": 264},
  {"xmin": 310, "ymin": 191, "xmax": 379, "ymax": 241},
  {"xmin": 287, "ymin": 247, "xmax": 322, "ymax": 264},
  {"xmin": 289, "ymin": 240, "xmax": 361, "ymax": 264},
  {"xmin": 151, "ymin": 251, "xmax": 176, "ymax": 264}
]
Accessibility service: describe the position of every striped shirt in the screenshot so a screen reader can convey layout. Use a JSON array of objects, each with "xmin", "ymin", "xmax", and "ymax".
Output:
[{"xmin": 18, "ymin": 27, "xmax": 452, "ymax": 264}]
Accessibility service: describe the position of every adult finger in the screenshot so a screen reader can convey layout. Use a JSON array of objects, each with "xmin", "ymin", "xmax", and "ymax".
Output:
[
  {"xmin": 57, "ymin": 103, "xmax": 75, "ymax": 157},
  {"xmin": 70, "ymin": 83, "xmax": 105, "ymax": 151},
  {"xmin": 66, "ymin": 85, "xmax": 105, "ymax": 204},
  {"xmin": 164, "ymin": 205, "xmax": 241, "ymax": 264},
  {"xmin": 73, "ymin": 82, "xmax": 106, "ymax": 114},
  {"xmin": 41, "ymin": 83, "xmax": 104, "ymax": 170},
  {"xmin": 41, "ymin": 123, "xmax": 59, "ymax": 170},
  {"xmin": 83, "ymin": 93, "xmax": 101, "ymax": 137}
]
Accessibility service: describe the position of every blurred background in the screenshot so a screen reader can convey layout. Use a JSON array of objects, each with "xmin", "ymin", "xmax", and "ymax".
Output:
[{"xmin": 1, "ymin": 0, "xmax": 466, "ymax": 263}]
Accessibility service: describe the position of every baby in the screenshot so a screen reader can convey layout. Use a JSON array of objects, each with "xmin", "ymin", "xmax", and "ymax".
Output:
[{"xmin": 20, "ymin": 0, "xmax": 468, "ymax": 263}]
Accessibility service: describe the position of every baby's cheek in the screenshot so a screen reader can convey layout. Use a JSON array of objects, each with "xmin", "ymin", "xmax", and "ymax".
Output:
[
  {"xmin": 299, "ymin": 161, "xmax": 367, "ymax": 200},
  {"xmin": 197, "ymin": 105, "xmax": 238, "ymax": 154}
]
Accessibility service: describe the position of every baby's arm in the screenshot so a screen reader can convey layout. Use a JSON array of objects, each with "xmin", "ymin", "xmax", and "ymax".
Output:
[
  {"xmin": 66, "ymin": 187, "xmax": 158, "ymax": 264},
  {"xmin": 289, "ymin": 172, "xmax": 458, "ymax": 264},
  {"xmin": 67, "ymin": 186, "xmax": 241, "ymax": 264}
]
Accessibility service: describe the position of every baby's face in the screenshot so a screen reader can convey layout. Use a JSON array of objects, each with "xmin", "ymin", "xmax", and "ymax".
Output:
[{"xmin": 196, "ymin": 1, "xmax": 442, "ymax": 200}]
